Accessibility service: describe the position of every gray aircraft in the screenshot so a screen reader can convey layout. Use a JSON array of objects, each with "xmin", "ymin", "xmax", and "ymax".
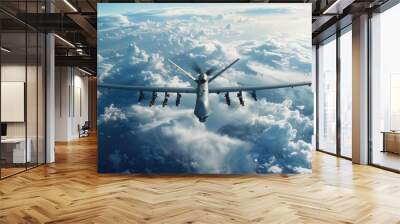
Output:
[{"xmin": 99, "ymin": 58, "xmax": 311, "ymax": 122}]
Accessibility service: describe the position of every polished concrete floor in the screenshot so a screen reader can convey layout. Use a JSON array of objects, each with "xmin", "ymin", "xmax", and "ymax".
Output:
[{"xmin": 0, "ymin": 135, "xmax": 400, "ymax": 223}]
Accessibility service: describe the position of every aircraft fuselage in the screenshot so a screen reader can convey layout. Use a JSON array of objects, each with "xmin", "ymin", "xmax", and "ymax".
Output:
[{"xmin": 194, "ymin": 73, "xmax": 210, "ymax": 122}]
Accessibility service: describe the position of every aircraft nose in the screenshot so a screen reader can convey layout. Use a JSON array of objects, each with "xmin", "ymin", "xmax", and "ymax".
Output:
[
  {"xmin": 196, "ymin": 114, "xmax": 208, "ymax": 122},
  {"xmin": 198, "ymin": 117, "xmax": 207, "ymax": 122}
]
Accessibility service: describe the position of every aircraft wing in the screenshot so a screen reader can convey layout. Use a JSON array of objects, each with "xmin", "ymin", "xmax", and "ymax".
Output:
[
  {"xmin": 99, "ymin": 83, "xmax": 197, "ymax": 93},
  {"xmin": 209, "ymin": 81, "xmax": 311, "ymax": 93}
]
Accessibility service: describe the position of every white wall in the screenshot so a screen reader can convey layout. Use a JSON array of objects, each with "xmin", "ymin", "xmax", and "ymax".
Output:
[
  {"xmin": 1, "ymin": 65, "xmax": 41, "ymax": 137},
  {"xmin": 1, "ymin": 65, "xmax": 26, "ymax": 139},
  {"xmin": 55, "ymin": 67, "xmax": 69, "ymax": 141},
  {"xmin": 55, "ymin": 67, "xmax": 89, "ymax": 141},
  {"xmin": 72, "ymin": 73, "xmax": 89, "ymax": 138}
]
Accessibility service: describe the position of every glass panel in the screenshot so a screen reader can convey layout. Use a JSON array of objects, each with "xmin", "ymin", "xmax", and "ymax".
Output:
[
  {"xmin": 0, "ymin": 1, "xmax": 46, "ymax": 178},
  {"xmin": 26, "ymin": 0, "xmax": 40, "ymax": 169},
  {"xmin": 318, "ymin": 37, "xmax": 337, "ymax": 154},
  {"xmin": 340, "ymin": 28, "xmax": 352, "ymax": 158},
  {"xmin": 1, "ymin": 30, "xmax": 27, "ymax": 177},
  {"xmin": 38, "ymin": 32, "xmax": 45, "ymax": 165},
  {"xmin": 371, "ymin": 4, "xmax": 400, "ymax": 171},
  {"xmin": 27, "ymin": 31, "xmax": 38, "ymax": 169}
]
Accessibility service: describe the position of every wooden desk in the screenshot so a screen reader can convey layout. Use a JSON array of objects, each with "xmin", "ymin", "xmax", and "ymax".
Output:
[
  {"xmin": 1, "ymin": 138, "xmax": 31, "ymax": 163},
  {"xmin": 382, "ymin": 131, "xmax": 400, "ymax": 154}
]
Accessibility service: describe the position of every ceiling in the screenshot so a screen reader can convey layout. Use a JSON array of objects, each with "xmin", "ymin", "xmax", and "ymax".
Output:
[{"xmin": 0, "ymin": 0, "xmax": 393, "ymax": 75}]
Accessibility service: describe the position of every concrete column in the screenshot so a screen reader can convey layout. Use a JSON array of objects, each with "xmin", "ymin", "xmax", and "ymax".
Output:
[
  {"xmin": 45, "ymin": 0, "xmax": 55, "ymax": 163},
  {"xmin": 46, "ymin": 33, "xmax": 55, "ymax": 163},
  {"xmin": 352, "ymin": 14, "xmax": 369, "ymax": 164}
]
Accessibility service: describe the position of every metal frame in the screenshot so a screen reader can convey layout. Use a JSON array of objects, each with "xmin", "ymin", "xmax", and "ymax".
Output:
[
  {"xmin": 367, "ymin": 10, "xmax": 373, "ymax": 165},
  {"xmin": 0, "ymin": 16, "xmax": 2, "ymax": 179},
  {"xmin": 336, "ymin": 27, "xmax": 341, "ymax": 157},
  {"xmin": 315, "ymin": 44, "xmax": 319, "ymax": 151},
  {"xmin": 25, "ymin": 3, "xmax": 28, "ymax": 171}
]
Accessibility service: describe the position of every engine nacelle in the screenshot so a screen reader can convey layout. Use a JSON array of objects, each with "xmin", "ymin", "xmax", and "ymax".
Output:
[
  {"xmin": 251, "ymin": 90, "xmax": 257, "ymax": 101},
  {"xmin": 176, "ymin": 93, "xmax": 182, "ymax": 106},
  {"xmin": 237, "ymin": 91, "xmax": 244, "ymax": 106},
  {"xmin": 162, "ymin": 92, "xmax": 170, "ymax": 107},
  {"xmin": 149, "ymin": 92, "xmax": 157, "ymax": 107},
  {"xmin": 224, "ymin": 92, "xmax": 231, "ymax": 106},
  {"xmin": 138, "ymin": 91, "xmax": 145, "ymax": 102}
]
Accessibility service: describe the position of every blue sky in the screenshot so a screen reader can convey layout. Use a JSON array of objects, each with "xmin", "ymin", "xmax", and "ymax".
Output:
[{"xmin": 97, "ymin": 4, "xmax": 313, "ymax": 174}]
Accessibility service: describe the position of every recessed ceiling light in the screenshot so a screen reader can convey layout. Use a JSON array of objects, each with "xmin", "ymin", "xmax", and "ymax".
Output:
[
  {"xmin": 322, "ymin": 0, "xmax": 354, "ymax": 15},
  {"xmin": 78, "ymin": 67, "xmax": 93, "ymax": 76},
  {"xmin": 1, "ymin": 47, "xmax": 11, "ymax": 53},
  {"xmin": 54, "ymin": 34, "xmax": 75, "ymax": 48},
  {"xmin": 63, "ymin": 0, "xmax": 78, "ymax": 12}
]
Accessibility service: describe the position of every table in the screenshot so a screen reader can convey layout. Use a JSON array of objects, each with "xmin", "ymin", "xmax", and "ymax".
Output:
[
  {"xmin": 382, "ymin": 131, "xmax": 400, "ymax": 154},
  {"xmin": 1, "ymin": 138, "xmax": 31, "ymax": 163}
]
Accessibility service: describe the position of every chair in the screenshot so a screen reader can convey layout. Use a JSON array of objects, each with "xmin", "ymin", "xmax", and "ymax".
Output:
[{"xmin": 79, "ymin": 121, "xmax": 90, "ymax": 138}]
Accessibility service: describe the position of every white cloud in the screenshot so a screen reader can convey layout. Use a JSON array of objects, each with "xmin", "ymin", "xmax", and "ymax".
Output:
[
  {"xmin": 268, "ymin": 165, "xmax": 282, "ymax": 173},
  {"xmin": 111, "ymin": 96, "xmax": 313, "ymax": 174},
  {"xmin": 125, "ymin": 105, "xmax": 255, "ymax": 173},
  {"xmin": 98, "ymin": 63, "xmax": 113, "ymax": 82},
  {"xmin": 128, "ymin": 43, "xmax": 149, "ymax": 65},
  {"xmin": 161, "ymin": 122, "xmax": 253, "ymax": 173},
  {"xmin": 100, "ymin": 104, "xmax": 127, "ymax": 122}
]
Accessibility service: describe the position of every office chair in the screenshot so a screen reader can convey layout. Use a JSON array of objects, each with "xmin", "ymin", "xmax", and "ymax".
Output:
[{"xmin": 79, "ymin": 121, "xmax": 90, "ymax": 138}]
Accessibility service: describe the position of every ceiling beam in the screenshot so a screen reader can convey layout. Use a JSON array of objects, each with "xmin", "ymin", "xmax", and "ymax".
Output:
[
  {"xmin": 55, "ymin": 55, "xmax": 96, "ymax": 72},
  {"xmin": 67, "ymin": 13, "xmax": 97, "ymax": 46},
  {"xmin": 312, "ymin": 15, "xmax": 335, "ymax": 33},
  {"xmin": 322, "ymin": 0, "xmax": 356, "ymax": 14},
  {"xmin": 12, "ymin": 13, "xmax": 83, "ymax": 32}
]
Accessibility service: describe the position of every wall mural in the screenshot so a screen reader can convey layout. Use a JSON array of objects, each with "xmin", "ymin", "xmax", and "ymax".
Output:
[{"xmin": 97, "ymin": 3, "xmax": 313, "ymax": 174}]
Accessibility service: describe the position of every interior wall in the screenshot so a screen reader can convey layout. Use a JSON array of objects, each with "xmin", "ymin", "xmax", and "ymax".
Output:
[
  {"xmin": 1, "ymin": 64, "xmax": 27, "ymax": 138},
  {"xmin": 72, "ymin": 72, "xmax": 89, "ymax": 138},
  {"xmin": 55, "ymin": 67, "xmax": 89, "ymax": 141},
  {"xmin": 55, "ymin": 66, "xmax": 69, "ymax": 141}
]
